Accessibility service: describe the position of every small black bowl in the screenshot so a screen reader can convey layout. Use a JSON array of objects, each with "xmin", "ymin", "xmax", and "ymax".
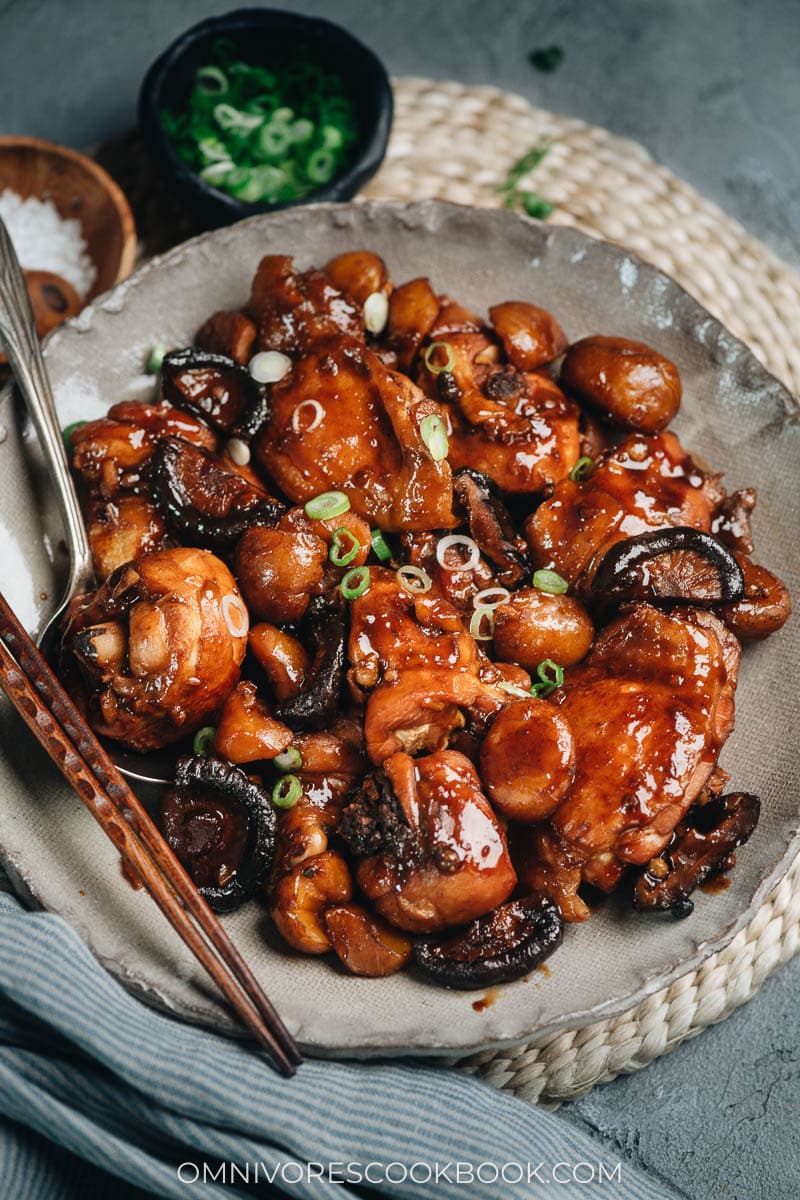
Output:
[{"xmin": 138, "ymin": 7, "xmax": 393, "ymax": 228}]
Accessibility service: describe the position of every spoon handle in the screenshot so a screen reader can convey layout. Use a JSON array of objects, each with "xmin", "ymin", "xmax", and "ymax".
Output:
[{"xmin": 0, "ymin": 216, "xmax": 93, "ymax": 603}]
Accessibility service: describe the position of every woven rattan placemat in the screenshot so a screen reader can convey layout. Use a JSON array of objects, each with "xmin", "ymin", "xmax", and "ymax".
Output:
[{"xmin": 96, "ymin": 77, "xmax": 800, "ymax": 1103}]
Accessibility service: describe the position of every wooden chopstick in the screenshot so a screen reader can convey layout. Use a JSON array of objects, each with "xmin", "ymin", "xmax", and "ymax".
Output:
[{"xmin": 0, "ymin": 592, "xmax": 302, "ymax": 1076}]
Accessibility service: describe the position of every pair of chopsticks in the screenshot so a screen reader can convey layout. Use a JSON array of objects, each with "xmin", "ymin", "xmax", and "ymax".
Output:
[{"xmin": 0, "ymin": 591, "xmax": 301, "ymax": 1077}]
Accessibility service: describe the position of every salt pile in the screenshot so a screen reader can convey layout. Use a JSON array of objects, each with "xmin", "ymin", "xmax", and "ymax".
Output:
[{"xmin": 0, "ymin": 189, "xmax": 96, "ymax": 297}]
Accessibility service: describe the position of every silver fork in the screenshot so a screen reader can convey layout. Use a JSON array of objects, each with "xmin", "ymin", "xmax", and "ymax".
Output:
[{"xmin": 0, "ymin": 216, "xmax": 93, "ymax": 658}]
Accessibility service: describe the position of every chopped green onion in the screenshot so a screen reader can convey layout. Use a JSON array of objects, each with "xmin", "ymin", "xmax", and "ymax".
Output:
[
  {"xmin": 213, "ymin": 103, "xmax": 264, "ymax": 133},
  {"xmin": 61, "ymin": 420, "xmax": 87, "ymax": 451},
  {"xmin": 272, "ymin": 774, "xmax": 302, "ymax": 809},
  {"xmin": 341, "ymin": 566, "xmax": 371, "ymax": 600},
  {"xmin": 530, "ymin": 659, "xmax": 564, "ymax": 699},
  {"xmin": 420, "ymin": 413, "xmax": 449, "ymax": 461},
  {"xmin": 196, "ymin": 65, "xmax": 229, "ymax": 96},
  {"xmin": 199, "ymin": 160, "xmax": 235, "ymax": 186},
  {"xmin": 499, "ymin": 138, "xmax": 556, "ymax": 220},
  {"xmin": 529, "ymin": 45, "xmax": 565, "ymax": 73},
  {"xmin": 569, "ymin": 456, "xmax": 594, "ymax": 482},
  {"xmin": 146, "ymin": 344, "xmax": 168, "ymax": 373},
  {"xmin": 197, "ymin": 135, "xmax": 231, "ymax": 163},
  {"xmin": 304, "ymin": 490, "xmax": 350, "ymax": 521},
  {"xmin": 532, "ymin": 568, "xmax": 569, "ymax": 595},
  {"xmin": 161, "ymin": 47, "xmax": 357, "ymax": 205},
  {"xmin": 469, "ymin": 605, "xmax": 495, "ymax": 641},
  {"xmin": 396, "ymin": 565, "xmax": 432, "ymax": 594},
  {"xmin": 255, "ymin": 121, "xmax": 293, "ymax": 162},
  {"xmin": 370, "ymin": 530, "xmax": 392, "ymax": 562},
  {"xmin": 306, "ymin": 148, "xmax": 336, "ymax": 184},
  {"xmin": 520, "ymin": 192, "xmax": 555, "ymax": 220},
  {"xmin": 192, "ymin": 726, "xmax": 216, "ymax": 755},
  {"xmin": 274, "ymin": 747, "xmax": 303, "ymax": 773},
  {"xmin": 424, "ymin": 341, "xmax": 456, "ymax": 375},
  {"xmin": 329, "ymin": 527, "xmax": 361, "ymax": 567}
]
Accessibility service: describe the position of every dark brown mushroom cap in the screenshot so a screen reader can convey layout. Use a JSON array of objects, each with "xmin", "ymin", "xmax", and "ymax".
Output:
[
  {"xmin": 151, "ymin": 437, "xmax": 284, "ymax": 550},
  {"xmin": 591, "ymin": 527, "xmax": 745, "ymax": 606},
  {"xmin": 634, "ymin": 792, "xmax": 760, "ymax": 917},
  {"xmin": 162, "ymin": 347, "xmax": 261, "ymax": 434},
  {"xmin": 414, "ymin": 895, "xmax": 564, "ymax": 989},
  {"xmin": 161, "ymin": 755, "xmax": 277, "ymax": 913},
  {"xmin": 452, "ymin": 468, "xmax": 530, "ymax": 585},
  {"xmin": 273, "ymin": 596, "xmax": 348, "ymax": 732}
]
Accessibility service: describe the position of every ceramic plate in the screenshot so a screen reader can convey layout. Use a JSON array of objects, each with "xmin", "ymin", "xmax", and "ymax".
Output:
[{"xmin": 0, "ymin": 201, "xmax": 797, "ymax": 1056}]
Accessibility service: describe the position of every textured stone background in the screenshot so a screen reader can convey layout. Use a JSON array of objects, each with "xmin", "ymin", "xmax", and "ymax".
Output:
[{"xmin": 1, "ymin": 2, "xmax": 799, "ymax": 1197}]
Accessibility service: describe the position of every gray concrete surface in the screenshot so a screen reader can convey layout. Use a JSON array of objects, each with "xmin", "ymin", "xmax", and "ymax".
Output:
[{"xmin": 1, "ymin": 2, "xmax": 799, "ymax": 1197}]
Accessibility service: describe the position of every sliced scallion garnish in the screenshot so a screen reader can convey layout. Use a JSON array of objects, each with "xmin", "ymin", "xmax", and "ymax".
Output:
[
  {"xmin": 304, "ymin": 490, "xmax": 350, "ymax": 521},
  {"xmin": 341, "ymin": 566, "xmax": 371, "ymax": 600}
]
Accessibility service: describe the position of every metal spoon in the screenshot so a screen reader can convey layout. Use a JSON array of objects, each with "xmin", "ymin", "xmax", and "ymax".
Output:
[{"xmin": 0, "ymin": 216, "xmax": 174, "ymax": 786}]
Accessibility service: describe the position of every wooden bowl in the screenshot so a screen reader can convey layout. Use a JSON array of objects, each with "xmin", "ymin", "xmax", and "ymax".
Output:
[{"xmin": 0, "ymin": 136, "xmax": 137, "ymax": 299}]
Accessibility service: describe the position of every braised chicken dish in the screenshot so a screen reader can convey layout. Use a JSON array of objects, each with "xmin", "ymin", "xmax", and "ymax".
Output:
[{"xmin": 60, "ymin": 248, "xmax": 791, "ymax": 988}]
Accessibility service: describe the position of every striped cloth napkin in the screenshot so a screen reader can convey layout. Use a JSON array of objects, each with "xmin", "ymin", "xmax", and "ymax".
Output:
[{"xmin": 0, "ymin": 872, "xmax": 676, "ymax": 1199}]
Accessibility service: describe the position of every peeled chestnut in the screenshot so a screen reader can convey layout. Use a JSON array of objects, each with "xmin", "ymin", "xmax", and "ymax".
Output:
[
  {"xmin": 480, "ymin": 698, "xmax": 575, "ymax": 822},
  {"xmin": 414, "ymin": 895, "xmax": 564, "ymax": 989},
  {"xmin": 561, "ymin": 335, "xmax": 681, "ymax": 432},
  {"xmin": 718, "ymin": 555, "xmax": 791, "ymax": 640},
  {"xmin": 489, "ymin": 300, "xmax": 568, "ymax": 371},
  {"xmin": 493, "ymin": 587, "xmax": 594, "ymax": 669},
  {"xmin": 235, "ymin": 527, "xmax": 327, "ymax": 624}
]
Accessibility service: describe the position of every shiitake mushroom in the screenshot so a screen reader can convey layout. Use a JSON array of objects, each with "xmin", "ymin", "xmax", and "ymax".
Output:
[
  {"xmin": 634, "ymin": 792, "xmax": 760, "ymax": 918},
  {"xmin": 151, "ymin": 436, "xmax": 283, "ymax": 550},
  {"xmin": 452, "ymin": 468, "xmax": 530, "ymax": 585},
  {"xmin": 413, "ymin": 895, "xmax": 563, "ymax": 989},
  {"xmin": 273, "ymin": 596, "xmax": 347, "ymax": 732},
  {"xmin": 591, "ymin": 527, "xmax": 745, "ymax": 606},
  {"xmin": 161, "ymin": 348, "xmax": 260, "ymax": 434},
  {"xmin": 161, "ymin": 755, "xmax": 277, "ymax": 913}
]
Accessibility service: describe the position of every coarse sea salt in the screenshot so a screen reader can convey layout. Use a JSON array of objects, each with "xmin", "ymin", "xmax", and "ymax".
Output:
[{"xmin": 0, "ymin": 188, "xmax": 96, "ymax": 298}]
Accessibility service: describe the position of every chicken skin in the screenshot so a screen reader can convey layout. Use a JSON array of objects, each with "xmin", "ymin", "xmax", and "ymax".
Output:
[
  {"xmin": 347, "ymin": 750, "xmax": 517, "ymax": 933},
  {"xmin": 525, "ymin": 431, "xmax": 724, "ymax": 591},
  {"xmin": 61, "ymin": 547, "xmax": 248, "ymax": 751},
  {"xmin": 550, "ymin": 603, "xmax": 739, "ymax": 892},
  {"xmin": 255, "ymin": 337, "xmax": 455, "ymax": 531},
  {"xmin": 416, "ymin": 319, "xmax": 581, "ymax": 494}
]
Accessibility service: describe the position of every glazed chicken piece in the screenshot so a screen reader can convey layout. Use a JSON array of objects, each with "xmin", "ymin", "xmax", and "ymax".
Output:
[
  {"xmin": 247, "ymin": 254, "xmax": 364, "ymax": 355},
  {"xmin": 69, "ymin": 399, "xmax": 217, "ymax": 496},
  {"xmin": 346, "ymin": 568, "xmax": 513, "ymax": 762},
  {"xmin": 61, "ymin": 547, "xmax": 248, "ymax": 752},
  {"xmin": 342, "ymin": 749, "xmax": 517, "ymax": 933},
  {"xmin": 538, "ymin": 603, "xmax": 740, "ymax": 904},
  {"xmin": 255, "ymin": 337, "xmax": 455, "ymax": 531},
  {"xmin": 415, "ymin": 303, "xmax": 580, "ymax": 493},
  {"xmin": 525, "ymin": 430, "xmax": 725, "ymax": 592}
]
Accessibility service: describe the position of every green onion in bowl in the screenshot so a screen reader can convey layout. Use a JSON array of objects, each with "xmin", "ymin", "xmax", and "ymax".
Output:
[{"xmin": 161, "ymin": 40, "xmax": 359, "ymax": 206}]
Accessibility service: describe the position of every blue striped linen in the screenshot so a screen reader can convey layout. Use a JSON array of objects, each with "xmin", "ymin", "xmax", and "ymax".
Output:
[{"xmin": 0, "ymin": 876, "xmax": 677, "ymax": 1199}]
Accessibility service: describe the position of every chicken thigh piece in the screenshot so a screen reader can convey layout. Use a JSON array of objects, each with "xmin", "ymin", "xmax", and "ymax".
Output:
[
  {"xmin": 255, "ymin": 338, "xmax": 455, "ymax": 531},
  {"xmin": 247, "ymin": 254, "xmax": 364, "ymax": 355},
  {"xmin": 342, "ymin": 750, "xmax": 517, "ymax": 933},
  {"xmin": 61, "ymin": 547, "xmax": 248, "ymax": 751},
  {"xmin": 414, "ymin": 304, "xmax": 580, "ymax": 493},
  {"xmin": 525, "ymin": 431, "xmax": 724, "ymax": 591},
  {"xmin": 549, "ymin": 603, "xmax": 740, "ymax": 892}
]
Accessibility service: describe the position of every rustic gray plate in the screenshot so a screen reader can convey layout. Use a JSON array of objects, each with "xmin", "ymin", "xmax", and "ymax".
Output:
[{"xmin": 0, "ymin": 200, "xmax": 797, "ymax": 1056}]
